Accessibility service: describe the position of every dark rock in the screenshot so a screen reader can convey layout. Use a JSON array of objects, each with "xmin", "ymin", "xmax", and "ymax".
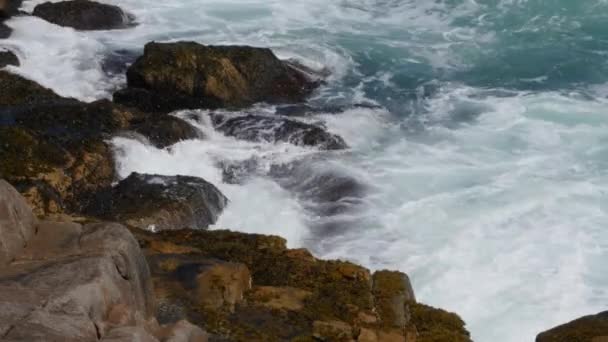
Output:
[
  {"xmin": 33, "ymin": 0, "xmax": 134, "ymax": 30},
  {"xmin": 536, "ymin": 311, "xmax": 608, "ymax": 342},
  {"xmin": 219, "ymin": 157, "xmax": 260, "ymax": 184},
  {"xmin": 210, "ymin": 112, "xmax": 347, "ymax": 150},
  {"xmin": 0, "ymin": 0, "xmax": 22, "ymax": 19},
  {"xmin": 0, "ymin": 49, "xmax": 19, "ymax": 68},
  {"xmin": 0, "ymin": 70, "xmax": 66, "ymax": 106},
  {"xmin": 87, "ymin": 172, "xmax": 228, "ymax": 232},
  {"xmin": 0, "ymin": 22, "xmax": 10, "ymax": 39},
  {"xmin": 113, "ymin": 86, "xmax": 220, "ymax": 114},
  {"xmin": 130, "ymin": 114, "xmax": 201, "ymax": 148},
  {"xmin": 118, "ymin": 41, "xmax": 319, "ymax": 112},
  {"xmin": 1, "ymin": 72, "xmax": 201, "ymax": 214}
]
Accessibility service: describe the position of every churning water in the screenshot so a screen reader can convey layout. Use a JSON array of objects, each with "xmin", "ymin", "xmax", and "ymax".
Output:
[{"xmin": 4, "ymin": 0, "xmax": 608, "ymax": 340}]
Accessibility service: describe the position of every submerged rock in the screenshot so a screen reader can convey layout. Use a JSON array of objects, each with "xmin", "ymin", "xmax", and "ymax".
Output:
[
  {"xmin": 116, "ymin": 41, "xmax": 320, "ymax": 112},
  {"xmin": 130, "ymin": 114, "xmax": 201, "ymax": 148},
  {"xmin": 210, "ymin": 112, "xmax": 347, "ymax": 150},
  {"xmin": 87, "ymin": 173, "xmax": 228, "ymax": 232},
  {"xmin": 33, "ymin": 0, "xmax": 134, "ymax": 30},
  {"xmin": 536, "ymin": 311, "xmax": 608, "ymax": 342},
  {"xmin": 0, "ymin": 49, "xmax": 19, "ymax": 68}
]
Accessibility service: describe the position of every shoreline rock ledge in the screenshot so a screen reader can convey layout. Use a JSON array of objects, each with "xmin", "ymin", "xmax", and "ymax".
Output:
[{"xmin": 0, "ymin": 177, "xmax": 473, "ymax": 341}]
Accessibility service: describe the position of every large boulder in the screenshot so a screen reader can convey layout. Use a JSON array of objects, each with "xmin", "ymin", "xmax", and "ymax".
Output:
[
  {"xmin": 208, "ymin": 112, "xmax": 348, "ymax": 150},
  {"xmin": 32, "ymin": 0, "xmax": 134, "ymax": 30},
  {"xmin": 87, "ymin": 173, "xmax": 228, "ymax": 232},
  {"xmin": 115, "ymin": 42, "xmax": 320, "ymax": 112},
  {"xmin": 536, "ymin": 311, "xmax": 608, "ymax": 342},
  {"xmin": 0, "ymin": 179, "xmax": 209, "ymax": 341}
]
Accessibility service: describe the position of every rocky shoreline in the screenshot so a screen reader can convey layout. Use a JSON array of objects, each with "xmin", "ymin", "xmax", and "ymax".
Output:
[{"xmin": 1, "ymin": 0, "xmax": 606, "ymax": 341}]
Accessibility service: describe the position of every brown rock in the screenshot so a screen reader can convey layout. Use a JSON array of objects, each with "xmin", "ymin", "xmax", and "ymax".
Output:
[
  {"xmin": 372, "ymin": 270, "xmax": 416, "ymax": 329},
  {"xmin": 314, "ymin": 320, "xmax": 355, "ymax": 341},
  {"xmin": 536, "ymin": 311, "xmax": 608, "ymax": 342},
  {"xmin": 148, "ymin": 254, "xmax": 251, "ymax": 313},
  {"xmin": 358, "ymin": 328, "xmax": 378, "ymax": 342},
  {"xmin": 249, "ymin": 286, "xmax": 312, "ymax": 311},
  {"xmin": 117, "ymin": 41, "xmax": 320, "ymax": 112}
]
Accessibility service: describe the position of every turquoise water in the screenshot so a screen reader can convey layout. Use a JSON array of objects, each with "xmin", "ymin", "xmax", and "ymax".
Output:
[{"xmin": 4, "ymin": 0, "xmax": 608, "ymax": 340}]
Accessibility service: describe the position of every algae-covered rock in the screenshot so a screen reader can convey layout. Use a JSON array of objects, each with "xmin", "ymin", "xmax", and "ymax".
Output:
[
  {"xmin": 33, "ymin": 0, "xmax": 134, "ymax": 30},
  {"xmin": 410, "ymin": 302, "xmax": 472, "ymax": 342},
  {"xmin": 118, "ymin": 41, "xmax": 319, "ymax": 112},
  {"xmin": 372, "ymin": 270, "xmax": 416, "ymax": 329},
  {"xmin": 147, "ymin": 254, "xmax": 251, "ymax": 314},
  {"xmin": 536, "ymin": 311, "xmax": 608, "ymax": 342},
  {"xmin": 0, "ymin": 70, "xmax": 65, "ymax": 106},
  {"xmin": 87, "ymin": 173, "xmax": 228, "ymax": 232}
]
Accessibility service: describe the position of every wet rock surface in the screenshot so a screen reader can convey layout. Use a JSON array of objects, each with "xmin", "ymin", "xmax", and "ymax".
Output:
[
  {"xmin": 116, "ymin": 41, "xmax": 320, "ymax": 113},
  {"xmin": 210, "ymin": 112, "xmax": 347, "ymax": 150},
  {"xmin": 0, "ymin": 49, "xmax": 19, "ymax": 68},
  {"xmin": 87, "ymin": 173, "xmax": 228, "ymax": 232},
  {"xmin": 33, "ymin": 0, "xmax": 134, "ymax": 30},
  {"xmin": 536, "ymin": 311, "xmax": 608, "ymax": 342}
]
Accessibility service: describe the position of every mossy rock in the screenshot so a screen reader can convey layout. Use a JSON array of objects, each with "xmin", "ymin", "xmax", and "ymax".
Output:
[
  {"xmin": 536, "ymin": 311, "xmax": 608, "ymax": 342},
  {"xmin": 118, "ymin": 41, "xmax": 319, "ymax": 112},
  {"xmin": 410, "ymin": 302, "xmax": 472, "ymax": 342},
  {"xmin": 0, "ymin": 70, "xmax": 64, "ymax": 106}
]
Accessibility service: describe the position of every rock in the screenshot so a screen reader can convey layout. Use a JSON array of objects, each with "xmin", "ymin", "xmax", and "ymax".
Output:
[
  {"xmin": 32, "ymin": 0, "xmax": 134, "ymax": 30},
  {"xmin": 209, "ymin": 112, "xmax": 348, "ymax": 150},
  {"xmin": 118, "ymin": 41, "xmax": 319, "ymax": 112},
  {"xmin": 0, "ymin": 180, "xmax": 210, "ymax": 341},
  {"xmin": 0, "ymin": 179, "xmax": 37, "ymax": 266},
  {"xmin": 249, "ymin": 286, "xmax": 312, "ymax": 311},
  {"xmin": 1, "ymin": 72, "xmax": 199, "ymax": 214},
  {"xmin": 147, "ymin": 254, "xmax": 251, "ymax": 314},
  {"xmin": 0, "ymin": 70, "xmax": 65, "ymax": 106},
  {"xmin": 0, "ymin": 22, "xmax": 10, "ymax": 39},
  {"xmin": 372, "ymin": 271, "xmax": 416, "ymax": 329},
  {"xmin": 0, "ymin": 220, "xmax": 155, "ymax": 340},
  {"xmin": 0, "ymin": 49, "xmax": 19, "ymax": 68},
  {"xmin": 0, "ymin": 0, "xmax": 21, "ymax": 19},
  {"xmin": 130, "ymin": 114, "xmax": 201, "ymax": 148},
  {"xmin": 410, "ymin": 303, "xmax": 471, "ymax": 342},
  {"xmin": 313, "ymin": 320, "xmax": 354, "ymax": 341},
  {"xmin": 536, "ymin": 311, "xmax": 608, "ymax": 342},
  {"xmin": 87, "ymin": 173, "xmax": 228, "ymax": 232}
]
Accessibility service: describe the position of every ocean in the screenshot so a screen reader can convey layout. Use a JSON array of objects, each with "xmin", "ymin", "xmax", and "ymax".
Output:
[{"xmin": 4, "ymin": 0, "xmax": 608, "ymax": 340}]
